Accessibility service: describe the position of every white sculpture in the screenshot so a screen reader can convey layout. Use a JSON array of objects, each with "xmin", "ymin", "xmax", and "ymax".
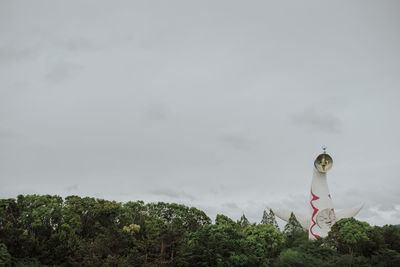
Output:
[{"xmin": 273, "ymin": 149, "xmax": 363, "ymax": 239}]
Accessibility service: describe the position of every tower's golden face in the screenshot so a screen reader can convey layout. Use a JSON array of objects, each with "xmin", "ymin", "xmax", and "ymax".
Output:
[{"xmin": 314, "ymin": 154, "xmax": 333, "ymax": 173}]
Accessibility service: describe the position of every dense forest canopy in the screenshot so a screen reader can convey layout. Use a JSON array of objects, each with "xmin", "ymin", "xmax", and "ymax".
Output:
[{"xmin": 0, "ymin": 195, "xmax": 399, "ymax": 266}]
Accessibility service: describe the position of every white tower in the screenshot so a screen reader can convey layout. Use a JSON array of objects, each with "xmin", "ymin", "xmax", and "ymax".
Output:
[{"xmin": 273, "ymin": 149, "xmax": 363, "ymax": 239}]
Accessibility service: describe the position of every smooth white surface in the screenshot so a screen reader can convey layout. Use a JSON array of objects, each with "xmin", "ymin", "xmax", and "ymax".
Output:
[
  {"xmin": 273, "ymin": 157, "xmax": 363, "ymax": 239},
  {"xmin": 336, "ymin": 203, "xmax": 364, "ymax": 220},
  {"xmin": 309, "ymin": 168, "xmax": 336, "ymax": 239},
  {"xmin": 273, "ymin": 209, "xmax": 309, "ymax": 230}
]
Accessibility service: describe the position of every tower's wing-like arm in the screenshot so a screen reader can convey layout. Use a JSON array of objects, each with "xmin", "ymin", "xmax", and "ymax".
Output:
[
  {"xmin": 272, "ymin": 209, "xmax": 291, "ymax": 222},
  {"xmin": 294, "ymin": 213, "xmax": 310, "ymax": 230},
  {"xmin": 272, "ymin": 209, "xmax": 309, "ymax": 230},
  {"xmin": 335, "ymin": 203, "xmax": 364, "ymax": 221}
]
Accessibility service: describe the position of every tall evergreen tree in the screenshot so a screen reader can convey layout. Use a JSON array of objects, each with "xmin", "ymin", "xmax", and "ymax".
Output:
[
  {"xmin": 260, "ymin": 209, "xmax": 279, "ymax": 230},
  {"xmin": 238, "ymin": 214, "xmax": 250, "ymax": 228},
  {"xmin": 283, "ymin": 213, "xmax": 304, "ymax": 237},
  {"xmin": 0, "ymin": 243, "xmax": 11, "ymax": 266},
  {"xmin": 283, "ymin": 213, "xmax": 307, "ymax": 247}
]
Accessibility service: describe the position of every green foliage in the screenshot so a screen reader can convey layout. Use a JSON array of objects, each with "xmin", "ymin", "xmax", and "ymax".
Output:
[
  {"xmin": 261, "ymin": 209, "xmax": 279, "ymax": 230},
  {"xmin": 327, "ymin": 217, "xmax": 372, "ymax": 255},
  {"xmin": 122, "ymin": 223, "xmax": 140, "ymax": 234},
  {"xmin": 275, "ymin": 238, "xmax": 372, "ymax": 267},
  {"xmin": 275, "ymin": 248, "xmax": 322, "ymax": 267},
  {"xmin": 283, "ymin": 213, "xmax": 304, "ymax": 236},
  {"xmin": 13, "ymin": 257, "xmax": 43, "ymax": 267},
  {"xmin": 238, "ymin": 214, "xmax": 250, "ymax": 229},
  {"xmin": 371, "ymin": 249, "xmax": 400, "ymax": 267},
  {"xmin": 283, "ymin": 212, "xmax": 307, "ymax": 247},
  {"xmin": 381, "ymin": 224, "xmax": 400, "ymax": 252},
  {"xmin": 245, "ymin": 224, "xmax": 285, "ymax": 259},
  {"xmin": 1, "ymin": 195, "xmax": 399, "ymax": 266},
  {"xmin": 215, "ymin": 214, "xmax": 237, "ymax": 227},
  {"xmin": 283, "ymin": 213, "xmax": 304, "ymax": 235},
  {"xmin": 0, "ymin": 195, "xmax": 211, "ymax": 266},
  {"xmin": 185, "ymin": 223, "xmax": 251, "ymax": 266},
  {"xmin": 0, "ymin": 243, "xmax": 11, "ymax": 266}
]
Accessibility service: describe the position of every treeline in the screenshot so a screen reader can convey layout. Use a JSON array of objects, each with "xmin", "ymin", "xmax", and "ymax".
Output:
[{"xmin": 0, "ymin": 195, "xmax": 399, "ymax": 266}]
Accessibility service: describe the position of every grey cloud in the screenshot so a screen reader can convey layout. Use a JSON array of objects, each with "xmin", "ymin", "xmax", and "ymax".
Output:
[
  {"xmin": 217, "ymin": 134, "xmax": 253, "ymax": 151},
  {"xmin": 1, "ymin": 1, "xmax": 400, "ymax": 227},
  {"xmin": 359, "ymin": 206, "xmax": 400, "ymax": 225},
  {"xmin": 266, "ymin": 194, "xmax": 310, "ymax": 214},
  {"xmin": 0, "ymin": 128, "xmax": 20, "ymax": 139},
  {"xmin": 210, "ymin": 185, "xmax": 227, "ymax": 196},
  {"xmin": 45, "ymin": 61, "xmax": 83, "ymax": 82},
  {"xmin": 65, "ymin": 184, "xmax": 79, "ymax": 193},
  {"xmin": 0, "ymin": 45, "xmax": 37, "ymax": 63},
  {"xmin": 54, "ymin": 37, "xmax": 100, "ymax": 53},
  {"xmin": 222, "ymin": 202, "xmax": 239, "ymax": 210},
  {"xmin": 335, "ymin": 187, "xmax": 400, "ymax": 209},
  {"xmin": 376, "ymin": 203, "xmax": 397, "ymax": 212},
  {"xmin": 326, "ymin": 185, "xmax": 400, "ymax": 225},
  {"xmin": 293, "ymin": 108, "xmax": 342, "ymax": 134},
  {"xmin": 144, "ymin": 104, "xmax": 169, "ymax": 121},
  {"xmin": 0, "ymin": 36, "xmax": 99, "ymax": 67},
  {"xmin": 150, "ymin": 188, "xmax": 196, "ymax": 201},
  {"xmin": 358, "ymin": 206, "xmax": 381, "ymax": 218}
]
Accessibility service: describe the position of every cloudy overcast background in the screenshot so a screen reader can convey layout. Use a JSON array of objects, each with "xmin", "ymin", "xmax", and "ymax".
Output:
[{"xmin": 1, "ymin": 1, "xmax": 400, "ymax": 226}]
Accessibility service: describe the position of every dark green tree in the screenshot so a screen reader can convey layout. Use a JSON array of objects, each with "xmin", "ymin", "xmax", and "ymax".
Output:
[
  {"xmin": 274, "ymin": 248, "xmax": 322, "ymax": 267},
  {"xmin": 327, "ymin": 218, "xmax": 371, "ymax": 255},
  {"xmin": 0, "ymin": 243, "xmax": 11, "ymax": 266},
  {"xmin": 381, "ymin": 224, "xmax": 400, "ymax": 252},
  {"xmin": 371, "ymin": 249, "xmax": 400, "ymax": 267},
  {"xmin": 260, "ymin": 209, "xmax": 279, "ymax": 230},
  {"xmin": 4, "ymin": 194, "xmax": 400, "ymax": 266},
  {"xmin": 215, "ymin": 214, "xmax": 237, "ymax": 227},
  {"xmin": 238, "ymin": 214, "xmax": 250, "ymax": 229},
  {"xmin": 245, "ymin": 224, "xmax": 285, "ymax": 259},
  {"xmin": 282, "ymin": 213, "xmax": 306, "ymax": 247},
  {"xmin": 185, "ymin": 223, "xmax": 250, "ymax": 266},
  {"xmin": 283, "ymin": 213, "xmax": 303, "ymax": 235}
]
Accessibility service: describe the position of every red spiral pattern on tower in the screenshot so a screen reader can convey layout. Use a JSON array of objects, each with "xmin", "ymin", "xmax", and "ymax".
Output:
[{"xmin": 310, "ymin": 189, "xmax": 321, "ymax": 238}]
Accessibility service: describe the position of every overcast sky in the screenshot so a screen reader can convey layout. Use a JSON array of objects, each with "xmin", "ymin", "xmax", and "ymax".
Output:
[{"xmin": 1, "ymin": 1, "xmax": 400, "ymax": 226}]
